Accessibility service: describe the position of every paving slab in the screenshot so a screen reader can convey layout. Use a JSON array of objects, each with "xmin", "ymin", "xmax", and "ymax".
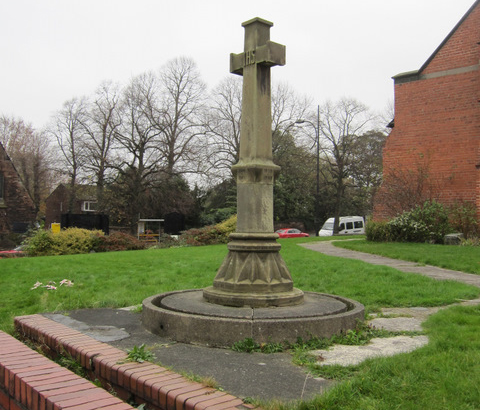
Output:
[
  {"xmin": 44, "ymin": 308, "xmax": 334, "ymax": 402},
  {"xmin": 311, "ymin": 335, "xmax": 429, "ymax": 366}
]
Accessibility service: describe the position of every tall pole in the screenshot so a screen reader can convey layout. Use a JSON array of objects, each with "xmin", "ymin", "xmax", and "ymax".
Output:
[
  {"xmin": 295, "ymin": 105, "xmax": 321, "ymax": 236},
  {"xmin": 315, "ymin": 104, "xmax": 320, "ymax": 237}
]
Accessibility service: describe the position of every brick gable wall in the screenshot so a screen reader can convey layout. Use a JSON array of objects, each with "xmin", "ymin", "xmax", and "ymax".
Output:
[
  {"xmin": 421, "ymin": 4, "xmax": 479, "ymax": 74},
  {"xmin": 375, "ymin": 1, "xmax": 480, "ymax": 220},
  {"xmin": 0, "ymin": 144, "xmax": 36, "ymax": 234}
]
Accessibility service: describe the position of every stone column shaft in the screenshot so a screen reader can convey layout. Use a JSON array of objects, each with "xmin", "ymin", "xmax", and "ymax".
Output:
[{"xmin": 203, "ymin": 18, "xmax": 304, "ymax": 308}]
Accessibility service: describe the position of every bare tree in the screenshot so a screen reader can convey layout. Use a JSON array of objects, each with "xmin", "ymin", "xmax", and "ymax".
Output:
[
  {"xmin": 0, "ymin": 116, "xmax": 53, "ymax": 213},
  {"xmin": 115, "ymin": 73, "xmax": 162, "ymax": 176},
  {"xmin": 379, "ymin": 99, "xmax": 395, "ymax": 131},
  {"xmin": 349, "ymin": 130, "xmax": 387, "ymax": 214},
  {"xmin": 205, "ymin": 79, "xmax": 312, "ymax": 183},
  {"xmin": 110, "ymin": 73, "xmax": 164, "ymax": 228},
  {"xmin": 375, "ymin": 151, "xmax": 440, "ymax": 218},
  {"xmin": 318, "ymin": 98, "xmax": 377, "ymax": 233},
  {"xmin": 271, "ymin": 82, "xmax": 312, "ymax": 154},
  {"xmin": 153, "ymin": 57, "xmax": 208, "ymax": 178},
  {"xmin": 205, "ymin": 76, "xmax": 242, "ymax": 180},
  {"xmin": 82, "ymin": 81, "xmax": 122, "ymax": 208},
  {"xmin": 49, "ymin": 98, "xmax": 89, "ymax": 212}
]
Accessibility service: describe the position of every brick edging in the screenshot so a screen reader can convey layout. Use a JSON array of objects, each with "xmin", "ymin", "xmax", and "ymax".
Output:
[
  {"xmin": 14, "ymin": 315, "xmax": 255, "ymax": 410},
  {"xmin": 0, "ymin": 330, "xmax": 134, "ymax": 410}
]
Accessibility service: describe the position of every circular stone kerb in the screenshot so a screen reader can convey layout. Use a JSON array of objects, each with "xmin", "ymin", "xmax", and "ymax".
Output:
[{"xmin": 142, "ymin": 290, "xmax": 365, "ymax": 347}]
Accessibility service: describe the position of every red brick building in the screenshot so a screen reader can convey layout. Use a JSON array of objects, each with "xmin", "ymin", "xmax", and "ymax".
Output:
[
  {"xmin": 375, "ymin": 1, "xmax": 480, "ymax": 220},
  {"xmin": 0, "ymin": 142, "xmax": 37, "ymax": 235},
  {"xmin": 45, "ymin": 184, "xmax": 98, "ymax": 228}
]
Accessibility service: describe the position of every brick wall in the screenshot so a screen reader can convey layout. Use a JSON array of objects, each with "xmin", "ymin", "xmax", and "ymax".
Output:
[
  {"xmin": 44, "ymin": 184, "xmax": 69, "ymax": 227},
  {"xmin": 375, "ymin": 2, "xmax": 480, "ymax": 220},
  {"xmin": 0, "ymin": 144, "xmax": 36, "ymax": 234}
]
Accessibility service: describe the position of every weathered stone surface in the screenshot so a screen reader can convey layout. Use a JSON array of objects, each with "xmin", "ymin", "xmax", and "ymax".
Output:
[
  {"xmin": 204, "ymin": 18, "xmax": 302, "ymax": 307},
  {"xmin": 311, "ymin": 336, "xmax": 429, "ymax": 367},
  {"xmin": 143, "ymin": 291, "xmax": 365, "ymax": 347},
  {"xmin": 444, "ymin": 233, "xmax": 464, "ymax": 245}
]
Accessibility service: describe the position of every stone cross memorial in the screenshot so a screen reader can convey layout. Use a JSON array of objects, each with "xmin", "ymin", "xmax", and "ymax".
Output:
[
  {"xmin": 143, "ymin": 18, "xmax": 364, "ymax": 346},
  {"xmin": 203, "ymin": 18, "xmax": 304, "ymax": 308}
]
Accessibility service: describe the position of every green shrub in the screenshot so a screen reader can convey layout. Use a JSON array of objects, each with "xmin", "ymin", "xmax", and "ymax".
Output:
[
  {"xmin": 365, "ymin": 221, "xmax": 391, "ymax": 242},
  {"xmin": 25, "ymin": 228, "xmax": 145, "ymax": 256},
  {"xmin": 54, "ymin": 228, "xmax": 104, "ymax": 255},
  {"xmin": 367, "ymin": 201, "xmax": 452, "ymax": 244},
  {"xmin": 391, "ymin": 200, "xmax": 451, "ymax": 243},
  {"xmin": 215, "ymin": 214, "xmax": 237, "ymax": 236},
  {"xmin": 94, "ymin": 232, "xmax": 146, "ymax": 252},
  {"xmin": 26, "ymin": 228, "xmax": 103, "ymax": 256},
  {"xmin": 387, "ymin": 213, "xmax": 432, "ymax": 243},
  {"xmin": 179, "ymin": 215, "xmax": 237, "ymax": 246},
  {"xmin": 449, "ymin": 201, "xmax": 479, "ymax": 238},
  {"xmin": 25, "ymin": 229, "xmax": 56, "ymax": 256}
]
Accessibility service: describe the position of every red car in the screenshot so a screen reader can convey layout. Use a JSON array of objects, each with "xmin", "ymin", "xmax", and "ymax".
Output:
[
  {"xmin": 275, "ymin": 228, "xmax": 310, "ymax": 238},
  {"xmin": 0, "ymin": 246, "xmax": 25, "ymax": 258}
]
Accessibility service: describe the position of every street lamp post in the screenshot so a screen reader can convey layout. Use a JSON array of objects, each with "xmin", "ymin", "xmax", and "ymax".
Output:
[{"xmin": 296, "ymin": 105, "xmax": 320, "ymax": 236}]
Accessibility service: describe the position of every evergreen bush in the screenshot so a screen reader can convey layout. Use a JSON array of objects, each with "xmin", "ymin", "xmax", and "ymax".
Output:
[
  {"xmin": 26, "ymin": 228, "xmax": 103, "ymax": 256},
  {"xmin": 367, "ymin": 201, "xmax": 452, "ymax": 244},
  {"xmin": 365, "ymin": 221, "xmax": 391, "ymax": 242},
  {"xmin": 394, "ymin": 200, "xmax": 451, "ymax": 243},
  {"xmin": 25, "ymin": 228, "xmax": 145, "ymax": 256},
  {"xmin": 179, "ymin": 215, "xmax": 237, "ymax": 246}
]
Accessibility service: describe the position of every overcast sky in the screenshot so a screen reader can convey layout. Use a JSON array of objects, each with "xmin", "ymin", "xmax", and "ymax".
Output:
[{"xmin": 0, "ymin": 0, "xmax": 476, "ymax": 130}]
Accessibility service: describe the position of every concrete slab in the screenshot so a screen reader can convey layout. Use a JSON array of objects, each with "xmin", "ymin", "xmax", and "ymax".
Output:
[
  {"xmin": 369, "ymin": 317, "xmax": 423, "ymax": 332},
  {"xmin": 43, "ymin": 313, "xmax": 130, "ymax": 342},
  {"xmin": 311, "ymin": 336, "xmax": 429, "ymax": 366}
]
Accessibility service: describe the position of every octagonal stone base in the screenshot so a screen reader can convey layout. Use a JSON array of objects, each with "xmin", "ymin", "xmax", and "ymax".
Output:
[
  {"xmin": 203, "ymin": 286, "xmax": 304, "ymax": 308},
  {"xmin": 142, "ymin": 290, "xmax": 365, "ymax": 347},
  {"xmin": 205, "ymin": 232, "xmax": 304, "ymax": 307}
]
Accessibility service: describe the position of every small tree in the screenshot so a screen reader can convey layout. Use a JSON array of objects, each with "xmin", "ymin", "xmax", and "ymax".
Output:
[
  {"xmin": 49, "ymin": 98, "xmax": 89, "ymax": 213},
  {"xmin": 375, "ymin": 151, "xmax": 439, "ymax": 218},
  {"xmin": 317, "ymin": 98, "xmax": 377, "ymax": 233}
]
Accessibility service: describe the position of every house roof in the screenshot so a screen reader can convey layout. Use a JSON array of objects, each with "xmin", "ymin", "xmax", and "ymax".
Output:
[
  {"xmin": 47, "ymin": 183, "xmax": 97, "ymax": 201},
  {"xmin": 393, "ymin": 0, "xmax": 479, "ymax": 81},
  {"xmin": 0, "ymin": 142, "xmax": 36, "ymax": 205}
]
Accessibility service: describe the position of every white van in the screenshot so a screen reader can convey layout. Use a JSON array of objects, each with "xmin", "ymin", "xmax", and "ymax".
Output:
[{"xmin": 318, "ymin": 216, "xmax": 365, "ymax": 236}]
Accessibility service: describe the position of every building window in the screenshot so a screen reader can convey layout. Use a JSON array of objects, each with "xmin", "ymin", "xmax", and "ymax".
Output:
[{"xmin": 82, "ymin": 201, "xmax": 98, "ymax": 212}]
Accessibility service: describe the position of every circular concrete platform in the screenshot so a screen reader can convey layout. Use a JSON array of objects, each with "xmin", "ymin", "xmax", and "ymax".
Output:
[{"xmin": 142, "ymin": 290, "xmax": 365, "ymax": 347}]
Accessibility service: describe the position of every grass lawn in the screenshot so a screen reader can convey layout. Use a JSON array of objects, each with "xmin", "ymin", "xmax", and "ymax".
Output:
[
  {"xmin": 1, "ymin": 238, "xmax": 477, "ymax": 334},
  {"xmin": 333, "ymin": 239, "xmax": 480, "ymax": 274},
  {"xmin": 1, "ymin": 237, "xmax": 480, "ymax": 409},
  {"xmin": 291, "ymin": 304, "xmax": 480, "ymax": 410}
]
